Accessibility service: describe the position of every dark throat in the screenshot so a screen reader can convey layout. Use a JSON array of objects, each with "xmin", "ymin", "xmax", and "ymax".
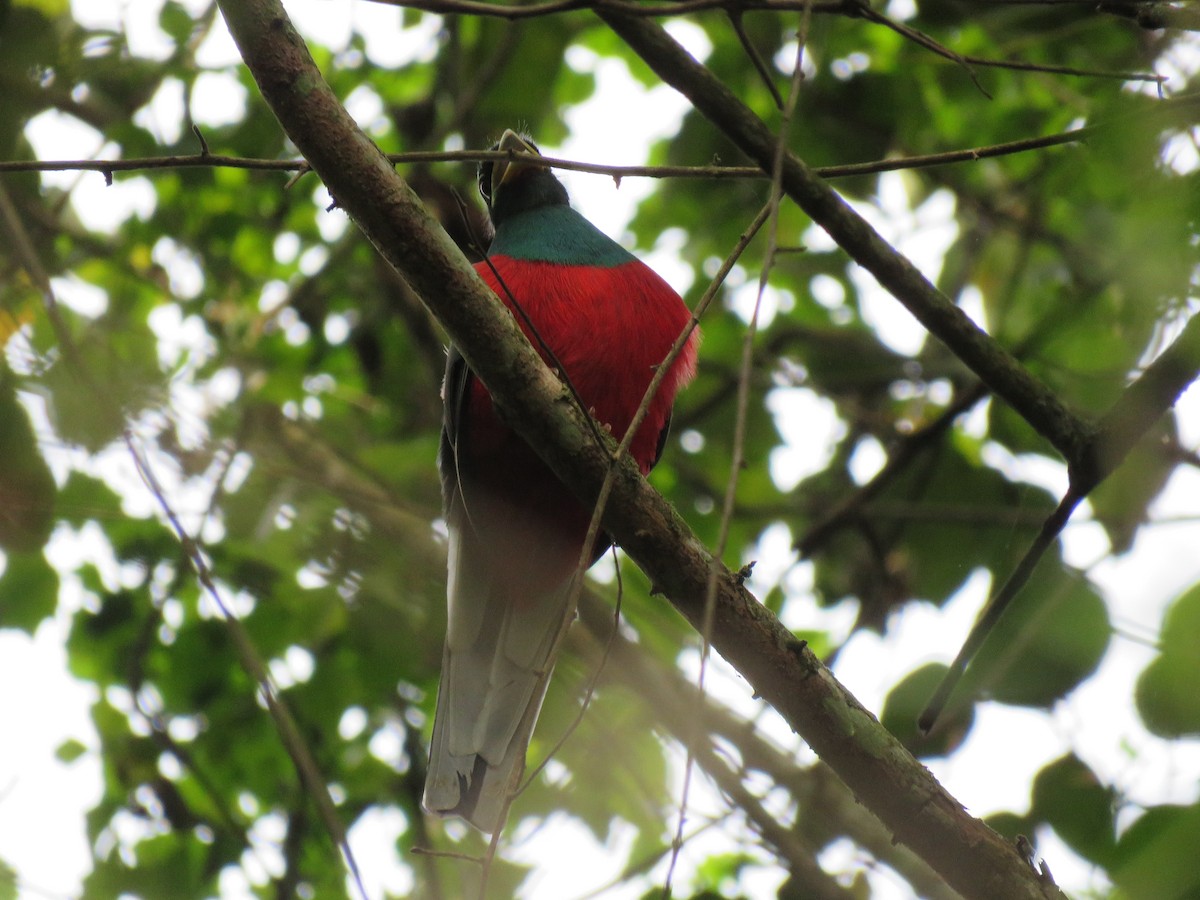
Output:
[{"xmin": 490, "ymin": 170, "xmax": 570, "ymax": 228}]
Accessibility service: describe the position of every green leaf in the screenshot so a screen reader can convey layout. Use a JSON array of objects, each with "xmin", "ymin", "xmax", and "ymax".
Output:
[
  {"xmin": 1136, "ymin": 584, "xmax": 1200, "ymax": 738},
  {"xmin": 39, "ymin": 323, "xmax": 163, "ymax": 452},
  {"xmin": 55, "ymin": 737, "xmax": 88, "ymax": 763},
  {"xmin": 66, "ymin": 587, "xmax": 150, "ymax": 686},
  {"xmin": 964, "ymin": 563, "xmax": 1110, "ymax": 710},
  {"xmin": 1029, "ymin": 754, "xmax": 1117, "ymax": 866},
  {"xmin": 0, "ymin": 856, "xmax": 16, "ymax": 900},
  {"xmin": 0, "ymin": 369, "xmax": 55, "ymax": 553},
  {"xmin": 15, "ymin": 0, "xmax": 70, "ymax": 15},
  {"xmin": 881, "ymin": 663, "xmax": 974, "ymax": 758},
  {"xmin": 1089, "ymin": 418, "xmax": 1177, "ymax": 555},
  {"xmin": 0, "ymin": 550, "xmax": 58, "ymax": 633},
  {"xmin": 694, "ymin": 851, "xmax": 757, "ymax": 893},
  {"xmin": 1136, "ymin": 650, "xmax": 1200, "ymax": 740},
  {"xmin": 158, "ymin": 1, "xmax": 194, "ymax": 45},
  {"xmin": 1111, "ymin": 803, "xmax": 1200, "ymax": 900}
]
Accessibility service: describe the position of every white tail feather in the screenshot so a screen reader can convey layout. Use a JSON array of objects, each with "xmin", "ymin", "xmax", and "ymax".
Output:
[{"xmin": 423, "ymin": 513, "xmax": 576, "ymax": 832}]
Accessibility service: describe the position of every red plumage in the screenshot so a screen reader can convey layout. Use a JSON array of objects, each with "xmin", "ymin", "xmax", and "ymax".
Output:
[
  {"xmin": 424, "ymin": 131, "xmax": 698, "ymax": 833},
  {"xmin": 468, "ymin": 255, "xmax": 696, "ymax": 475}
]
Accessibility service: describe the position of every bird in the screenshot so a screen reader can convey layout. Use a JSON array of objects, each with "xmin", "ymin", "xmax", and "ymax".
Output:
[{"xmin": 423, "ymin": 130, "xmax": 699, "ymax": 833}]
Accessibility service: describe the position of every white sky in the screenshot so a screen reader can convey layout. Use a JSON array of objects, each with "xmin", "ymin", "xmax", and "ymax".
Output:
[{"xmin": 3, "ymin": 1, "xmax": 1200, "ymax": 899}]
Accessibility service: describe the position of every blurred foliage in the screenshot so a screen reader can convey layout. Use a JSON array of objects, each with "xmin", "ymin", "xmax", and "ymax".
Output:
[
  {"xmin": 1136, "ymin": 582, "xmax": 1200, "ymax": 738},
  {"xmin": 0, "ymin": 0, "xmax": 1198, "ymax": 897}
]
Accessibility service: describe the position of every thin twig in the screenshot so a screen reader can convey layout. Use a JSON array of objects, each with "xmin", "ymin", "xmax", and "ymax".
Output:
[
  {"xmin": 851, "ymin": 1, "xmax": 991, "ymax": 97},
  {"xmin": 0, "ymin": 183, "xmax": 74, "ymax": 354},
  {"xmin": 918, "ymin": 487, "xmax": 1082, "ymax": 732},
  {"xmin": 367, "ymin": 0, "xmax": 1197, "ymax": 55},
  {"xmin": 921, "ymin": 310, "xmax": 1200, "ymax": 730},
  {"xmin": 795, "ymin": 382, "xmax": 990, "ymax": 556},
  {"xmin": 0, "ymin": 124, "xmax": 1109, "ymax": 180},
  {"xmin": 573, "ymin": 591, "xmax": 965, "ymax": 899},
  {"xmin": 123, "ymin": 433, "xmax": 370, "ymax": 900},
  {"xmin": 728, "ymin": 9, "xmax": 785, "ymax": 109},
  {"xmin": 570, "ymin": 816, "xmax": 733, "ymax": 900},
  {"xmin": 599, "ymin": 4, "xmax": 1092, "ymax": 467},
  {"xmin": 371, "ymin": 0, "xmax": 1167, "ymax": 82},
  {"xmin": 370, "ymin": 0, "xmax": 847, "ymax": 19},
  {"xmin": 666, "ymin": 7, "xmax": 813, "ymax": 895},
  {"xmin": 859, "ymin": 2, "xmax": 1164, "ymax": 84},
  {"xmin": 411, "ymin": 846, "xmax": 487, "ymax": 864}
]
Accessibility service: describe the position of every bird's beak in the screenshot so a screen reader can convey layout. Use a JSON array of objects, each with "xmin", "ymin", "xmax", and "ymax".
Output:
[{"xmin": 490, "ymin": 129, "xmax": 543, "ymax": 198}]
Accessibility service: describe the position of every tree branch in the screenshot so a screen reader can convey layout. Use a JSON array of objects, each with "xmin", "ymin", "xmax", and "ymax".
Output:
[
  {"xmin": 591, "ymin": 0, "xmax": 1200, "ymax": 769},
  {"xmin": 574, "ymin": 592, "xmax": 965, "ymax": 900},
  {"xmin": 213, "ymin": 2, "xmax": 1066, "ymax": 897},
  {"xmin": 0, "ymin": 125, "xmax": 1098, "ymax": 179},
  {"xmin": 852, "ymin": 0, "xmax": 1166, "ymax": 85},
  {"xmin": 367, "ymin": 0, "xmax": 1165, "ymax": 83},
  {"xmin": 795, "ymin": 381, "xmax": 990, "ymax": 556},
  {"xmin": 595, "ymin": 6, "xmax": 1091, "ymax": 471},
  {"xmin": 920, "ymin": 310, "xmax": 1200, "ymax": 727},
  {"xmin": 1098, "ymin": 1, "xmax": 1200, "ymax": 31},
  {"xmin": 368, "ymin": 0, "xmax": 848, "ymax": 20},
  {"xmin": 1081, "ymin": 312, "xmax": 1200, "ymax": 492},
  {"xmin": 256, "ymin": 405, "xmax": 962, "ymax": 894}
]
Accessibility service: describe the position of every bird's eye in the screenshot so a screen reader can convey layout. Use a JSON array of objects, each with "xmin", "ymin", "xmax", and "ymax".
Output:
[
  {"xmin": 478, "ymin": 156, "xmax": 495, "ymax": 206},
  {"xmin": 478, "ymin": 137, "xmax": 504, "ymax": 206},
  {"xmin": 477, "ymin": 133, "xmax": 542, "ymax": 207}
]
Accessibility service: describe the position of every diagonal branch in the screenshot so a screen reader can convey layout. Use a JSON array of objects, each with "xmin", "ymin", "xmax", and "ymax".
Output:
[
  {"xmin": 573, "ymin": 592, "xmax": 965, "ymax": 900},
  {"xmin": 257, "ymin": 404, "xmax": 961, "ymax": 895},
  {"xmin": 214, "ymin": 2, "xmax": 1066, "ymax": 898},
  {"xmin": 852, "ymin": 0, "xmax": 1166, "ymax": 85},
  {"xmin": 369, "ymin": 0, "xmax": 848, "ymax": 20},
  {"xmin": 921, "ymin": 310, "xmax": 1200, "ymax": 728},
  {"xmin": 795, "ymin": 380, "xmax": 990, "ymax": 556},
  {"xmin": 594, "ymin": 6, "xmax": 1093, "ymax": 470},
  {"xmin": 591, "ymin": 0, "xmax": 1200, "ymax": 761},
  {"xmin": 1081, "ymin": 312, "xmax": 1200, "ymax": 492}
]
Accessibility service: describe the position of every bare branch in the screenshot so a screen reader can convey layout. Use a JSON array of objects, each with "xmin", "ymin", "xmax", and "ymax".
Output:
[
  {"xmin": 728, "ymin": 9, "xmax": 786, "ymax": 109},
  {"xmin": 124, "ymin": 432, "xmax": 369, "ymax": 900},
  {"xmin": 0, "ymin": 127, "xmax": 1095, "ymax": 180},
  {"xmin": 994, "ymin": 0, "xmax": 1200, "ymax": 32},
  {"xmin": 921, "ymin": 311, "xmax": 1200, "ymax": 729},
  {"xmin": 574, "ymin": 592, "xmax": 965, "ymax": 900},
  {"xmin": 795, "ymin": 382, "xmax": 990, "ymax": 557},
  {"xmin": 368, "ymin": 0, "xmax": 848, "ymax": 20},
  {"xmin": 370, "ymin": 0, "xmax": 1166, "ymax": 82},
  {"xmin": 596, "ymin": 6, "xmax": 1092, "ymax": 468},
  {"xmin": 369, "ymin": 0, "xmax": 1200, "ymax": 50},
  {"xmin": 919, "ymin": 487, "xmax": 1083, "ymax": 732},
  {"xmin": 853, "ymin": 0, "xmax": 1167, "ymax": 85}
]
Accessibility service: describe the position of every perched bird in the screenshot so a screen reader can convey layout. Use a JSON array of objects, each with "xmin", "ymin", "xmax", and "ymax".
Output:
[{"xmin": 423, "ymin": 130, "xmax": 699, "ymax": 833}]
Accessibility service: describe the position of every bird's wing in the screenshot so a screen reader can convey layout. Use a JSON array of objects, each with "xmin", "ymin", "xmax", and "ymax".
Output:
[{"xmin": 651, "ymin": 410, "xmax": 673, "ymax": 473}]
